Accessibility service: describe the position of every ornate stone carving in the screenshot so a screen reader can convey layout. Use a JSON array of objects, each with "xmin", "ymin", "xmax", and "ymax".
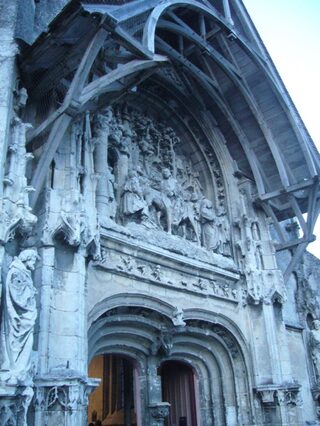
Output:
[
  {"xmin": 172, "ymin": 307, "xmax": 186, "ymax": 327},
  {"xmin": 310, "ymin": 320, "xmax": 320, "ymax": 382},
  {"xmin": 277, "ymin": 388, "xmax": 302, "ymax": 407},
  {"xmin": 41, "ymin": 114, "xmax": 101, "ymax": 259},
  {"xmin": 257, "ymin": 384, "xmax": 302, "ymax": 407},
  {"xmin": 149, "ymin": 402, "xmax": 170, "ymax": 420},
  {"xmin": 150, "ymin": 331, "xmax": 173, "ymax": 356},
  {"xmin": 96, "ymin": 248, "xmax": 239, "ymax": 301},
  {"xmin": 92, "ymin": 104, "xmax": 231, "ymax": 256},
  {"xmin": 0, "ymin": 116, "xmax": 37, "ymax": 244},
  {"xmin": 121, "ymin": 170, "xmax": 150, "ymax": 225},
  {"xmin": 235, "ymin": 215, "xmax": 263, "ymax": 304},
  {"xmin": 0, "ymin": 249, "xmax": 38, "ymax": 383},
  {"xmin": 32, "ymin": 373, "xmax": 100, "ymax": 426},
  {"xmin": 295, "ymin": 269, "xmax": 319, "ymax": 320},
  {"xmin": 200, "ymin": 198, "xmax": 219, "ymax": 251},
  {"xmin": 0, "ymin": 385, "xmax": 33, "ymax": 426},
  {"xmin": 212, "ymin": 326, "xmax": 239, "ymax": 359}
]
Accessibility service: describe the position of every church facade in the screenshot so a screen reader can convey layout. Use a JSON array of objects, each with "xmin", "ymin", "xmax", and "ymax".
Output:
[{"xmin": 0, "ymin": 1, "xmax": 320, "ymax": 425}]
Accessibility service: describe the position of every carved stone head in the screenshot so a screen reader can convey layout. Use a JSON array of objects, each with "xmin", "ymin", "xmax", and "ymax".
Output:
[
  {"xmin": 18, "ymin": 249, "xmax": 39, "ymax": 271},
  {"xmin": 162, "ymin": 168, "xmax": 171, "ymax": 179}
]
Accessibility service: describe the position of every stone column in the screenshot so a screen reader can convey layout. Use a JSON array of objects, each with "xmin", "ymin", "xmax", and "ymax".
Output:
[
  {"xmin": 36, "ymin": 246, "xmax": 55, "ymax": 375},
  {"xmin": 0, "ymin": 0, "xmax": 19, "ymax": 306},
  {"xmin": 93, "ymin": 108, "xmax": 112, "ymax": 223},
  {"xmin": 262, "ymin": 302, "xmax": 283, "ymax": 384},
  {"xmin": 0, "ymin": 0, "xmax": 18, "ymax": 195},
  {"xmin": 147, "ymin": 356, "xmax": 170, "ymax": 426},
  {"xmin": 34, "ymin": 246, "xmax": 91, "ymax": 425}
]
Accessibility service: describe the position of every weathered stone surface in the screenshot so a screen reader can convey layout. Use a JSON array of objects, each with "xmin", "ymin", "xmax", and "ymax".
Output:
[{"xmin": 0, "ymin": 1, "xmax": 319, "ymax": 425}]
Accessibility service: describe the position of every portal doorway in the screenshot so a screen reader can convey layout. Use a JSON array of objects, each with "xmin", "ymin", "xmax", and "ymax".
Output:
[
  {"xmin": 160, "ymin": 361, "xmax": 198, "ymax": 426},
  {"xmin": 88, "ymin": 354, "xmax": 139, "ymax": 426}
]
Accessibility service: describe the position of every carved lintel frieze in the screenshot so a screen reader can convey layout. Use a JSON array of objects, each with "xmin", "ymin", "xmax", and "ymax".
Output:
[{"xmin": 97, "ymin": 249, "xmax": 239, "ymax": 302}]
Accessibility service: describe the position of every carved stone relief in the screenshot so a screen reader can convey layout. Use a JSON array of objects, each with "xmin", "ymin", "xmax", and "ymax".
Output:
[
  {"xmin": 92, "ymin": 104, "xmax": 231, "ymax": 257},
  {"xmin": 235, "ymin": 207, "xmax": 286, "ymax": 306},
  {"xmin": 257, "ymin": 385, "xmax": 302, "ymax": 407},
  {"xmin": 310, "ymin": 320, "xmax": 320, "ymax": 383},
  {"xmin": 98, "ymin": 248, "xmax": 239, "ymax": 302},
  {"xmin": 41, "ymin": 114, "xmax": 100, "ymax": 259},
  {"xmin": 1, "ymin": 111, "xmax": 37, "ymax": 244},
  {"xmin": 32, "ymin": 368, "xmax": 100, "ymax": 425},
  {"xmin": 149, "ymin": 402, "xmax": 170, "ymax": 426},
  {"xmin": 0, "ymin": 386, "xmax": 33, "ymax": 426},
  {"xmin": 235, "ymin": 214, "xmax": 264, "ymax": 304}
]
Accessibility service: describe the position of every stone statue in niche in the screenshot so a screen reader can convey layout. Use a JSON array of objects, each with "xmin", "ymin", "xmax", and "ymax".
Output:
[
  {"xmin": 94, "ymin": 105, "xmax": 231, "ymax": 255},
  {"xmin": 0, "ymin": 249, "xmax": 38, "ymax": 383},
  {"xmin": 200, "ymin": 198, "xmax": 219, "ymax": 251},
  {"xmin": 310, "ymin": 319, "xmax": 320, "ymax": 381}
]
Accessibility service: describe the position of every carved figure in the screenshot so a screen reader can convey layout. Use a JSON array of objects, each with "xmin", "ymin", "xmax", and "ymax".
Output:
[
  {"xmin": 0, "ymin": 249, "xmax": 38, "ymax": 383},
  {"xmin": 217, "ymin": 213, "xmax": 231, "ymax": 256},
  {"xmin": 172, "ymin": 307, "xmax": 186, "ymax": 326},
  {"xmin": 310, "ymin": 320, "xmax": 320, "ymax": 380},
  {"xmin": 151, "ymin": 265, "xmax": 161, "ymax": 281},
  {"xmin": 182, "ymin": 165, "xmax": 203, "ymax": 198},
  {"xmin": 159, "ymin": 168, "xmax": 178, "ymax": 234},
  {"xmin": 121, "ymin": 170, "xmax": 149, "ymax": 224},
  {"xmin": 200, "ymin": 198, "xmax": 219, "ymax": 251},
  {"xmin": 174, "ymin": 189, "xmax": 200, "ymax": 243},
  {"xmin": 119, "ymin": 127, "xmax": 132, "ymax": 155},
  {"xmin": 92, "ymin": 105, "xmax": 231, "ymax": 251},
  {"xmin": 106, "ymin": 166, "xmax": 117, "ymax": 219}
]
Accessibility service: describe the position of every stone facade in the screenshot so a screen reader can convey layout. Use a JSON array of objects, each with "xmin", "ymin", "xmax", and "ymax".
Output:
[{"xmin": 0, "ymin": 1, "xmax": 320, "ymax": 425}]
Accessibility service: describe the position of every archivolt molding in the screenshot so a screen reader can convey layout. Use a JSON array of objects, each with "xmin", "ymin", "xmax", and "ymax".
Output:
[
  {"xmin": 88, "ymin": 292, "xmax": 176, "ymax": 330},
  {"xmin": 87, "ymin": 299, "xmax": 254, "ymax": 425}
]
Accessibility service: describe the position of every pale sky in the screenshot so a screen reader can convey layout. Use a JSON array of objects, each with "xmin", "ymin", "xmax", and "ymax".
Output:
[{"xmin": 242, "ymin": 0, "xmax": 320, "ymax": 258}]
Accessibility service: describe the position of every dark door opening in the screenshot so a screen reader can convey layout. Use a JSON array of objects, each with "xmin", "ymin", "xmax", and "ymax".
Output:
[
  {"xmin": 88, "ymin": 354, "xmax": 138, "ymax": 426},
  {"xmin": 161, "ymin": 361, "xmax": 198, "ymax": 426}
]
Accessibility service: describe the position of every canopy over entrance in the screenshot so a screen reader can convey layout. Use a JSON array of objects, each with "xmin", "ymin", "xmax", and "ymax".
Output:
[{"xmin": 20, "ymin": 0, "xmax": 320, "ymax": 280}]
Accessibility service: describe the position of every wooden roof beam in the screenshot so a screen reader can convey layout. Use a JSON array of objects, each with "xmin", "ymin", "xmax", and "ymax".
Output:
[
  {"xmin": 27, "ymin": 27, "xmax": 108, "ymax": 143},
  {"xmin": 223, "ymin": 0, "xmax": 234, "ymax": 26},
  {"xmin": 275, "ymin": 236, "xmax": 316, "ymax": 252},
  {"xmin": 257, "ymin": 178, "xmax": 317, "ymax": 202},
  {"xmin": 79, "ymin": 55, "xmax": 168, "ymax": 107},
  {"xmin": 157, "ymin": 18, "xmax": 291, "ymax": 189},
  {"xmin": 157, "ymin": 19, "xmax": 241, "ymax": 78},
  {"xmin": 156, "ymin": 35, "xmax": 267, "ymax": 194}
]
